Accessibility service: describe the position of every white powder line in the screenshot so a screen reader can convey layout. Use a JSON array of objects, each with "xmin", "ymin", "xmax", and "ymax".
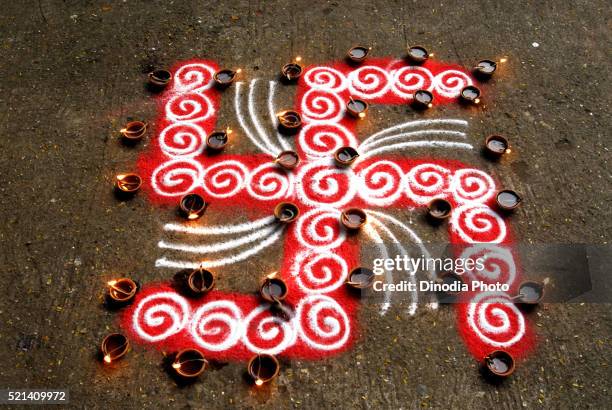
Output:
[
  {"xmin": 359, "ymin": 119, "xmax": 468, "ymax": 148},
  {"xmin": 163, "ymin": 215, "xmax": 276, "ymax": 235},
  {"xmin": 268, "ymin": 81, "xmax": 291, "ymax": 151},
  {"xmin": 248, "ymin": 79, "xmax": 281, "ymax": 155},
  {"xmin": 158, "ymin": 224, "xmax": 277, "ymax": 254},
  {"xmin": 362, "ymin": 222, "xmax": 392, "ymax": 315},
  {"xmin": 355, "ymin": 141, "xmax": 474, "ymax": 165},
  {"xmin": 156, "ymin": 226, "xmax": 285, "ymax": 269},
  {"xmin": 234, "ymin": 82, "xmax": 276, "ymax": 157},
  {"xmin": 360, "ymin": 130, "xmax": 467, "ymax": 150}
]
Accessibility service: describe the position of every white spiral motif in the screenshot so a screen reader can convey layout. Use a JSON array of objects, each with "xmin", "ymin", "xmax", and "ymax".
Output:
[
  {"xmin": 246, "ymin": 162, "xmax": 293, "ymax": 200},
  {"xmin": 297, "ymin": 295, "xmax": 351, "ymax": 350},
  {"xmin": 303, "ymin": 66, "xmax": 348, "ymax": 92},
  {"xmin": 450, "ymin": 204, "xmax": 507, "ymax": 244},
  {"xmin": 357, "ymin": 160, "xmax": 404, "ymax": 206},
  {"xmin": 296, "ymin": 160, "xmax": 357, "ymax": 207},
  {"xmin": 298, "ymin": 123, "xmax": 358, "ymax": 159},
  {"xmin": 404, "ymin": 163, "xmax": 452, "ymax": 204},
  {"xmin": 451, "ymin": 169, "xmax": 496, "ymax": 204},
  {"xmin": 151, "ymin": 158, "xmax": 204, "ymax": 196},
  {"xmin": 159, "ymin": 122, "xmax": 207, "ymax": 157},
  {"xmin": 295, "ymin": 208, "xmax": 346, "ymax": 250},
  {"xmin": 173, "ymin": 63, "xmax": 216, "ymax": 92},
  {"xmin": 165, "ymin": 92, "xmax": 214, "ymax": 123},
  {"xmin": 459, "ymin": 244, "xmax": 517, "ymax": 287},
  {"xmin": 201, "ymin": 160, "xmax": 248, "ymax": 198},
  {"xmin": 291, "ymin": 250, "xmax": 349, "ymax": 294},
  {"xmin": 242, "ymin": 306, "xmax": 298, "ymax": 355},
  {"xmin": 347, "ymin": 66, "xmax": 391, "ymax": 99},
  {"xmin": 391, "ymin": 66, "xmax": 435, "ymax": 99},
  {"xmin": 467, "ymin": 292, "xmax": 526, "ymax": 347},
  {"xmin": 434, "ymin": 69, "xmax": 474, "ymax": 98},
  {"xmin": 190, "ymin": 301, "xmax": 243, "ymax": 351},
  {"xmin": 300, "ymin": 89, "xmax": 345, "ymax": 123},
  {"xmin": 132, "ymin": 292, "xmax": 190, "ymax": 342}
]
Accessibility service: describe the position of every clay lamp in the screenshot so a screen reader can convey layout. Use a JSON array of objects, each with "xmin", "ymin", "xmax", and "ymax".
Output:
[
  {"xmin": 412, "ymin": 90, "xmax": 434, "ymax": 110},
  {"xmin": 484, "ymin": 135, "xmax": 510, "ymax": 158},
  {"xmin": 460, "ymin": 85, "xmax": 481, "ymax": 105},
  {"xmin": 346, "ymin": 267, "xmax": 375, "ymax": 289},
  {"xmin": 179, "ymin": 193, "xmax": 207, "ymax": 220},
  {"xmin": 474, "ymin": 59, "xmax": 497, "ymax": 78},
  {"xmin": 213, "ymin": 68, "xmax": 241, "ymax": 88},
  {"xmin": 427, "ymin": 198, "xmax": 452, "ymax": 222},
  {"xmin": 183, "ymin": 267, "xmax": 215, "ymax": 296},
  {"xmin": 106, "ymin": 278, "xmax": 138, "ymax": 304},
  {"xmin": 206, "ymin": 129, "xmax": 230, "ymax": 152},
  {"xmin": 346, "ymin": 45, "xmax": 371, "ymax": 63},
  {"xmin": 341, "ymin": 208, "xmax": 367, "ymax": 231},
  {"xmin": 346, "ymin": 97, "xmax": 368, "ymax": 119},
  {"xmin": 101, "ymin": 333, "xmax": 129, "ymax": 364},
  {"xmin": 514, "ymin": 281, "xmax": 544, "ymax": 304},
  {"xmin": 484, "ymin": 350, "xmax": 515, "ymax": 377},
  {"xmin": 281, "ymin": 56, "xmax": 303, "ymax": 81},
  {"xmin": 172, "ymin": 349, "xmax": 208, "ymax": 378},
  {"xmin": 120, "ymin": 121, "xmax": 147, "ymax": 141},
  {"xmin": 148, "ymin": 69, "xmax": 172, "ymax": 89},
  {"xmin": 248, "ymin": 354, "xmax": 280, "ymax": 386},
  {"xmin": 276, "ymin": 110, "xmax": 302, "ymax": 134},
  {"xmin": 407, "ymin": 45, "xmax": 431, "ymax": 64},
  {"xmin": 274, "ymin": 202, "xmax": 299, "ymax": 223},
  {"xmin": 115, "ymin": 173, "xmax": 142, "ymax": 195},
  {"xmin": 259, "ymin": 274, "xmax": 288, "ymax": 305},
  {"xmin": 274, "ymin": 150, "xmax": 300, "ymax": 170},
  {"xmin": 334, "ymin": 146, "xmax": 359, "ymax": 166},
  {"xmin": 495, "ymin": 189, "xmax": 522, "ymax": 211}
]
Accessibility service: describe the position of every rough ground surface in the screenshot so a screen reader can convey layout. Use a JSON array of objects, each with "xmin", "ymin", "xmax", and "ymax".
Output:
[{"xmin": 0, "ymin": 0, "xmax": 610, "ymax": 409}]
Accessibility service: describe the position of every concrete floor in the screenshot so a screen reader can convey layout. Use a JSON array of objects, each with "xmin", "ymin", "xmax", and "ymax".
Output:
[{"xmin": 0, "ymin": 0, "xmax": 610, "ymax": 408}]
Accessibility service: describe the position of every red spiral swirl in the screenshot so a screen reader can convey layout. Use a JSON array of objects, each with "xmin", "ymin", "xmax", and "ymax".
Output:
[
  {"xmin": 165, "ymin": 92, "xmax": 214, "ymax": 122},
  {"xmin": 404, "ymin": 163, "xmax": 452, "ymax": 204},
  {"xmin": 132, "ymin": 292, "xmax": 190, "ymax": 342},
  {"xmin": 356, "ymin": 160, "xmax": 404, "ymax": 206},
  {"xmin": 451, "ymin": 168, "xmax": 496, "ymax": 204},
  {"xmin": 296, "ymin": 295, "xmax": 351, "ymax": 351},
  {"xmin": 173, "ymin": 63, "xmax": 216, "ymax": 92},
  {"xmin": 151, "ymin": 159, "xmax": 203, "ymax": 196},
  {"xmin": 201, "ymin": 160, "xmax": 248, "ymax": 198},
  {"xmin": 450, "ymin": 204, "xmax": 507, "ymax": 244},
  {"xmin": 300, "ymin": 89, "xmax": 344, "ymax": 123},
  {"xmin": 298, "ymin": 123, "xmax": 357, "ymax": 159},
  {"xmin": 348, "ymin": 65, "xmax": 391, "ymax": 99},
  {"xmin": 243, "ymin": 306, "xmax": 297, "ymax": 354}
]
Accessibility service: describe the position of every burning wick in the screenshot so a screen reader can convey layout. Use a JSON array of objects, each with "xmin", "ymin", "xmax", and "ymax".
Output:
[
  {"xmin": 171, "ymin": 349, "xmax": 208, "ymax": 378},
  {"xmin": 281, "ymin": 56, "xmax": 303, "ymax": 81},
  {"xmin": 100, "ymin": 333, "xmax": 129, "ymax": 364},
  {"xmin": 106, "ymin": 278, "xmax": 137, "ymax": 304},
  {"xmin": 179, "ymin": 193, "xmax": 207, "ymax": 220},
  {"xmin": 248, "ymin": 354, "xmax": 280, "ymax": 386},
  {"xmin": 346, "ymin": 96, "xmax": 368, "ymax": 118}
]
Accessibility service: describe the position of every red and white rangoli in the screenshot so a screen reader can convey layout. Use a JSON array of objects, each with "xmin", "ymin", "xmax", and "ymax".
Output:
[{"xmin": 122, "ymin": 57, "xmax": 533, "ymax": 362}]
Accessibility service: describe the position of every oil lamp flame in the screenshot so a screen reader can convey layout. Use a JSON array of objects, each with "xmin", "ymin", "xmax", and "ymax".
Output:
[
  {"xmin": 499, "ymin": 57, "xmax": 508, "ymax": 63},
  {"xmin": 107, "ymin": 280, "xmax": 117, "ymax": 286},
  {"xmin": 358, "ymin": 112, "xmax": 366, "ymax": 118},
  {"xmin": 103, "ymin": 355, "xmax": 112, "ymax": 364},
  {"xmin": 474, "ymin": 98, "xmax": 481, "ymax": 104},
  {"xmin": 295, "ymin": 56, "xmax": 302, "ymax": 62},
  {"xmin": 172, "ymin": 362, "xmax": 181, "ymax": 369},
  {"xmin": 267, "ymin": 271, "xmax": 277, "ymax": 279},
  {"xmin": 255, "ymin": 379, "xmax": 264, "ymax": 387}
]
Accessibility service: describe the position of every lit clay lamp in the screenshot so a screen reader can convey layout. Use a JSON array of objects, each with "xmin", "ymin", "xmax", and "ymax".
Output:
[
  {"xmin": 206, "ymin": 129, "xmax": 230, "ymax": 152},
  {"xmin": 274, "ymin": 150, "xmax": 300, "ymax": 170},
  {"xmin": 407, "ymin": 45, "xmax": 431, "ymax": 64},
  {"xmin": 248, "ymin": 354, "xmax": 280, "ymax": 386},
  {"xmin": 281, "ymin": 57, "xmax": 303, "ymax": 81},
  {"xmin": 412, "ymin": 90, "xmax": 434, "ymax": 110},
  {"xmin": 484, "ymin": 135, "xmax": 511, "ymax": 159},
  {"xmin": 171, "ymin": 349, "xmax": 208, "ymax": 378},
  {"xmin": 495, "ymin": 190, "xmax": 522, "ymax": 212},
  {"xmin": 259, "ymin": 274, "xmax": 288, "ymax": 305},
  {"xmin": 213, "ymin": 68, "xmax": 241, "ymax": 88},
  {"xmin": 277, "ymin": 110, "xmax": 302, "ymax": 134},
  {"xmin": 177, "ymin": 266, "xmax": 215, "ymax": 297},
  {"xmin": 334, "ymin": 146, "xmax": 359, "ymax": 167},
  {"xmin": 274, "ymin": 202, "xmax": 299, "ymax": 223},
  {"xmin": 179, "ymin": 193, "xmax": 208, "ymax": 220},
  {"xmin": 120, "ymin": 121, "xmax": 148, "ymax": 142},
  {"xmin": 346, "ymin": 267, "xmax": 375, "ymax": 289},
  {"xmin": 106, "ymin": 278, "xmax": 138, "ymax": 305},
  {"xmin": 148, "ymin": 69, "xmax": 172, "ymax": 91},
  {"xmin": 346, "ymin": 45, "xmax": 371, "ymax": 63},
  {"xmin": 484, "ymin": 350, "xmax": 515, "ymax": 378},
  {"xmin": 101, "ymin": 333, "xmax": 129, "ymax": 364},
  {"xmin": 427, "ymin": 198, "xmax": 452, "ymax": 224},
  {"xmin": 115, "ymin": 173, "xmax": 142, "ymax": 196},
  {"xmin": 341, "ymin": 208, "xmax": 367, "ymax": 231},
  {"xmin": 346, "ymin": 97, "xmax": 368, "ymax": 118},
  {"xmin": 460, "ymin": 85, "xmax": 481, "ymax": 105},
  {"xmin": 515, "ymin": 281, "xmax": 545, "ymax": 305}
]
